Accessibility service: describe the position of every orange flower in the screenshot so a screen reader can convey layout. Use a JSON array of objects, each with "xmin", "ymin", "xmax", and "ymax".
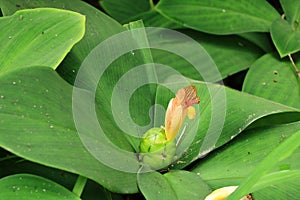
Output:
[{"xmin": 164, "ymin": 85, "xmax": 200, "ymax": 140}]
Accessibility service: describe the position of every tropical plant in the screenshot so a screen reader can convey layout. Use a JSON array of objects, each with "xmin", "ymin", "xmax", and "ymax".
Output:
[{"xmin": 0, "ymin": 0, "xmax": 299, "ymax": 199}]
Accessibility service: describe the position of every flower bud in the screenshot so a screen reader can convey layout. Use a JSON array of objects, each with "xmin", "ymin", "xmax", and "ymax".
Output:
[
  {"xmin": 139, "ymin": 127, "xmax": 176, "ymax": 170},
  {"xmin": 165, "ymin": 85, "xmax": 200, "ymax": 140},
  {"xmin": 138, "ymin": 85, "xmax": 200, "ymax": 170}
]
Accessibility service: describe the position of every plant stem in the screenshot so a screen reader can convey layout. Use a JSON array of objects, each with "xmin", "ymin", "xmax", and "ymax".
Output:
[
  {"xmin": 72, "ymin": 175, "xmax": 87, "ymax": 197},
  {"xmin": 0, "ymin": 154, "xmax": 18, "ymax": 162},
  {"xmin": 288, "ymin": 54, "xmax": 300, "ymax": 78},
  {"xmin": 149, "ymin": 0, "xmax": 154, "ymax": 9}
]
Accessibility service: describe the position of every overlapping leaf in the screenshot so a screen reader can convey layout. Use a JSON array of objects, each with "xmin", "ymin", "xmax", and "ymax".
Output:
[
  {"xmin": 164, "ymin": 170, "xmax": 211, "ymax": 200},
  {"xmin": 0, "ymin": 8, "xmax": 85, "ymax": 74},
  {"xmin": 270, "ymin": 0, "xmax": 300, "ymax": 57},
  {"xmin": 0, "ymin": 151, "xmax": 123, "ymax": 199},
  {"xmin": 137, "ymin": 171, "xmax": 177, "ymax": 200},
  {"xmin": 156, "ymin": 0, "xmax": 279, "ymax": 34},
  {"xmin": 243, "ymin": 53, "xmax": 300, "ymax": 109},
  {"xmin": 100, "ymin": 0, "xmax": 150, "ymax": 23},
  {"xmin": 280, "ymin": 0, "xmax": 300, "ymax": 24},
  {"xmin": 155, "ymin": 30, "xmax": 264, "ymax": 81},
  {"xmin": 0, "ymin": 0, "xmax": 126, "ymax": 84},
  {"xmin": 138, "ymin": 170, "xmax": 212, "ymax": 200},
  {"xmin": 0, "ymin": 67, "xmax": 138, "ymax": 193},
  {"xmin": 192, "ymin": 122, "xmax": 300, "ymax": 199},
  {"xmin": 0, "ymin": 174, "xmax": 81, "ymax": 200},
  {"xmin": 271, "ymin": 18, "xmax": 300, "ymax": 57},
  {"xmin": 228, "ymin": 128, "xmax": 300, "ymax": 199}
]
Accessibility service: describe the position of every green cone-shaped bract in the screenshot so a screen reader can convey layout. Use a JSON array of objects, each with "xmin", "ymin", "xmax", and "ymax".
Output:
[{"xmin": 139, "ymin": 127, "xmax": 176, "ymax": 170}]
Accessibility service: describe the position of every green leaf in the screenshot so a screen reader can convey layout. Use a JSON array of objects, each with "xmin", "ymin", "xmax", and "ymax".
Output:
[
  {"xmin": 137, "ymin": 170, "xmax": 177, "ymax": 200},
  {"xmin": 132, "ymin": 29, "xmax": 264, "ymax": 83},
  {"xmin": 242, "ymin": 53, "xmax": 300, "ymax": 109},
  {"xmin": 123, "ymin": 9, "xmax": 183, "ymax": 29},
  {"xmin": 0, "ymin": 67, "xmax": 138, "ymax": 193},
  {"xmin": 164, "ymin": 170, "xmax": 212, "ymax": 200},
  {"xmin": 228, "ymin": 129, "xmax": 300, "ymax": 199},
  {"xmin": 252, "ymin": 170, "xmax": 300, "ymax": 193},
  {"xmin": 0, "ymin": 8, "xmax": 85, "ymax": 74},
  {"xmin": 252, "ymin": 180, "xmax": 300, "ymax": 199},
  {"xmin": 180, "ymin": 30, "xmax": 264, "ymax": 78},
  {"xmin": 280, "ymin": 0, "xmax": 300, "ymax": 24},
  {"xmin": 156, "ymin": 0, "xmax": 279, "ymax": 34},
  {"xmin": 247, "ymin": 112, "xmax": 300, "ymax": 129},
  {"xmin": 191, "ymin": 122, "xmax": 300, "ymax": 199},
  {"xmin": 0, "ymin": 153, "xmax": 121, "ymax": 200},
  {"xmin": 87, "ymin": 20, "xmax": 159, "ymax": 151},
  {"xmin": 237, "ymin": 32, "xmax": 274, "ymax": 53},
  {"xmin": 0, "ymin": 154, "xmax": 77, "ymax": 191},
  {"xmin": 274, "ymin": 0, "xmax": 300, "ymax": 57},
  {"xmin": 72, "ymin": 176, "xmax": 87, "ymax": 197},
  {"xmin": 0, "ymin": 174, "xmax": 81, "ymax": 200},
  {"xmin": 99, "ymin": 0, "xmax": 150, "ymax": 23},
  {"xmin": 0, "ymin": 0, "xmax": 126, "ymax": 85},
  {"xmin": 271, "ymin": 18, "xmax": 300, "ymax": 57}
]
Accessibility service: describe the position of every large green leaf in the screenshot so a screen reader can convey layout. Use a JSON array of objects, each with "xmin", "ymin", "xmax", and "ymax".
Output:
[
  {"xmin": 242, "ymin": 53, "xmax": 300, "ymax": 109},
  {"xmin": 237, "ymin": 32, "xmax": 274, "ymax": 53},
  {"xmin": 154, "ymin": 82, "xmax": 300, "ymax": 170},
  {"xmin": 0, "ymin": 151, "xmax": 122, "ymax": 200},
  {"xmin": 99, "ymin": 0, "xmax": 150, "ymax": 23},
  {"xmin": 137, "ymin": 170, "xmax": 177, "ymax": 200},
  {"xmin": 280, "ymin": 0, "xmax": 300, "ymax": 24},
  {"xmin": 0, "ymin": 0, "xmax": 126, "ymax": 84},
  {"xmin": 177, "ymin": 30, "xmax": 264, "ymax": 78},
  {"xmin": 251, "ymin": 170, "xmax": 300, "ymax": 195},
  {"xmin": 192, "ymin": 122, "xmax": 300, "ymax": 199},
  {"xmin": 164, "ymin": 170, "xmax": 212, "ymax": 200},
  {"xmin": 270, "ymin": 0, "xmax": 300, "ymax": 57},
  {"xmin": 0, "ymin": 0, "xmax": 134, "ymax": 150},
  {"xmin": 0, "ymin": 153, "xmax": 77, "ymax": 191},
  {"xmin": 156, "ymin": 0, "xmax": 279, "ymax": 34},
  {"xmin": 115, "ymin": 28, "xmax": 263, "ymax": 84},
  {"xmin": 0, "ymin": 174, "xmax": 80, "ymax": 200},
  {"xmin": 137, "ymin": 170, "xmax": 212, "ymax": 200},
  {"xmin": 0, "ymin": 8, "xmax": 85, "ymax": 74},
  {"xmin": 252, "ymin": 180, "xmax": 300, "ymax": 199},
  {"xmin": 114, "ymin": 29, "xmax": 264, "ymax": 83},
  {"xmin": 271, "ymin": 18, "xmax": 300, "ymax": 57},
  {"xmin": 0, "ymin": 67, "xmax": 138, "ymax": 193},
  {"xmin": 0, "ymin": 4, "xmax": 141, "ymax": 193}
]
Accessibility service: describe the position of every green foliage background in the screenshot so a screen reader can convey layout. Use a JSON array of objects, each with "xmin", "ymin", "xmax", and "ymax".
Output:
[{"xmin": 0, "ymin": 0, "xmax": 299, "ymax": 199}]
